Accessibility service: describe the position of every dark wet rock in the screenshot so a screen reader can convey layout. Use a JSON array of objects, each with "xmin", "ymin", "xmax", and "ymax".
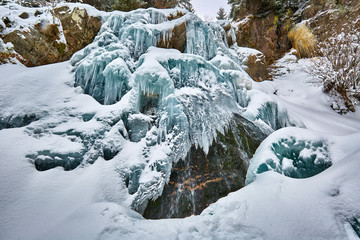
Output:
[
  {"xmin": 2, "ymin": 16, "xmax": 12, "ymax": 28},
  {"xmin": 350, "ymin": 216, "xmax": 360, "ymax": 238},
  {"xmin": 34, "ymin": 10, "xmax": 42, "ymax": 17},
  {"xmin": 143, "ymin": 114, "xmax": 266, "ymax": 219},
  {"xmin": 103, "ymin": 147, "xmax": 119, "ymax": 160},
  {"xmin": 28, "ymin": 150, "xmax": 84, "ymax": 171}
]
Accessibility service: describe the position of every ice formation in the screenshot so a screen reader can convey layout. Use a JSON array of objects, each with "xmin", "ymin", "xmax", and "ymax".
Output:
[
  {"xmin": 246, "ymin": 128, "xmax": 332, "ymax": 185},
  {"xmin": 3, "ymin": 6, "xmax": 298, "ymax": 213}
]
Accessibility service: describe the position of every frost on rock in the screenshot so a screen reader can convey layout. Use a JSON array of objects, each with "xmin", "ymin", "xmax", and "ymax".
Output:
[{"xmin": 246, "ymin": 128, "xmax": 332, "ymax": 185}]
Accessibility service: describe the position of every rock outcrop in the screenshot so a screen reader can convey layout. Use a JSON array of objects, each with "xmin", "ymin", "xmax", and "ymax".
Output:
[
  {"xmin": 3, "ymin": 22, "xmax": 63, "ymax": 66},
  {"xmin": 1, "ymin": 6, "xmax": 101, "ymax": 66},
  {"xmin": 0, "ymin": 39, "xmax": 23, "ymax": 64},
  {"xmin": 232, "ymin": 0, "xmax": 295, "ymax": 63},
  {"xmin": 54, "ymin": 6, "xmax": 102, "ymax": 59},
  {"xmin": 143, "ymin": 114, "xmax": 267, "ymax": 219},
  {"xmin": 245, "ymin": 51, "xmax": 269, "ymax": 81},
  {"xmin": 157, "ymin": 21, "xmax": 187, "ymax": 52}
]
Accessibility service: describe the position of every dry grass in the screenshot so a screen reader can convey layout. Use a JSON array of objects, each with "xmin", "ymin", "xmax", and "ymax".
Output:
[{"xmin": 288, "ymin": 23, "xmax": 317, "ymax": 58}]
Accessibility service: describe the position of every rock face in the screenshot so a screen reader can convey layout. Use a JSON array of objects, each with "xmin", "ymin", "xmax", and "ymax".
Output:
[
  {"xmin": 232, "ymin": 0, "xmax": 360, "ymax": 63},
  {"xmin": 156, "ymin": 11, "xmax": 186, "ymax": 53},
  {"xmin": 1, "ymin": 6, "xmax": 101, "ymax": 66},
  {"xmin": 0, "ymin": 39, "xmax": 22, "ymax": 64},
  {"xmin": 143, "ymin": 114, "xmax": 266, "ymax": 219},
  {"xmin": 245, "ymin": 52, "xmax": 269, "ymax": 81},
  {"xmin": 65, "ymin": 0, "xmax": 111, "ymax": 11},
  {"xmin": 233, "ymin": 1, "xmax": 294, "ymax": 63},
  {"xmin": 305, "ymin": 0, "xmax": 360, "ymax": 42},
  {"xmin": 54, "ymin": 6, "xmax": 102, "ymax": 58},
  {"xmin": 2, "ymin": 23, "xmax": 62, "ymax": 66},
  {"xmin": 157, "ymin": 22, "xmax": 187, "ymax": 52}
]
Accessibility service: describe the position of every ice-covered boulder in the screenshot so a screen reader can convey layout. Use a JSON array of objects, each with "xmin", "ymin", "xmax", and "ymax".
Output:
[{"xmin": 246, "ymin": 128, "xmax": 332, "ymax": 185}]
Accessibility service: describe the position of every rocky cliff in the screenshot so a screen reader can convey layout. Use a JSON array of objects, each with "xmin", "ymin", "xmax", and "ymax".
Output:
[{"xmin": 231, "ymin": 0, "xmax": 360, "ymax": 62}]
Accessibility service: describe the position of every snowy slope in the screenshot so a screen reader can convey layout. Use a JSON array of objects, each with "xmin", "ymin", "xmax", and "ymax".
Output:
[
  {"xmin": 1, "ymin": 3, "xmax": 360, "ymax": 240},
  {"xmin": 1, "ymin": 53, "xmax": 360, "ymax": 240}
]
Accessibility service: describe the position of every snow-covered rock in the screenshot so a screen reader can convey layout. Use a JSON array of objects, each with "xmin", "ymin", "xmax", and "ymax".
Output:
[{"xmin": 0, "ymin": 2, "xmax": 102, "ymax": 66}]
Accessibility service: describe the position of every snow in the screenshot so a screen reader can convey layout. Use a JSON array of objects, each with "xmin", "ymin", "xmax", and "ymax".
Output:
[
  {"xmin": 1, "ymin": 2, "xmax": 360, "ymax": 240},
  {"xmin": 264, "ymin": 51, "xmax": 360, "ymax": 135},
  {"xmin": 282, "ymin": 157, "xmax": 295, "ymax": 170},
  {"xmin": 231, "ymin": 46, "xmax": 263, "ymax": 64}
]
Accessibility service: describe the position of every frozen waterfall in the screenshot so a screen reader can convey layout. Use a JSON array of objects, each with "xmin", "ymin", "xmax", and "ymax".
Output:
[{"xmin": 38, "ymin": 7, "xmax": 299, "ymax": 212}]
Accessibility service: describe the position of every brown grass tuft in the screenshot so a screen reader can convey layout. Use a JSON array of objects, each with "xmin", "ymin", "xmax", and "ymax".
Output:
[{"xmin": 288, "ymin": 23, "xmax": 317, "ymax": 58}]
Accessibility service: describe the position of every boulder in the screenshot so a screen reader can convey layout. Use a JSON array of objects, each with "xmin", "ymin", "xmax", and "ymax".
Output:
[
  {"xmin": 18, "ymin": 12, "xmax": 29, "ymax": 19},
  {"xmin": 2, "ymin": 23, "xmax": 63, "ymax": 66}
]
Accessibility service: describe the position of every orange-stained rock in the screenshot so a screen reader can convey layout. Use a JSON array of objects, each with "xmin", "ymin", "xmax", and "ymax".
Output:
[
  {"xmin": 143, "ymin": 114, "xmax": 266, "ymax": 219},
  {"xmin": 55, "ymin": 7, "xmax": 102, "ymax": 58}
]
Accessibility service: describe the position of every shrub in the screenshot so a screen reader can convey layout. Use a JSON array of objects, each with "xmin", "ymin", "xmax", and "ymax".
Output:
[{"xmin": 310, "ymin": 26, "xmax": 360, "ymax": 113}]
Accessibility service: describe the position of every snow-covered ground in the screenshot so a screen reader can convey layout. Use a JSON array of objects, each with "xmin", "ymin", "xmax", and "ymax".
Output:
[
  {"xmin": 1, "ymin": 53, "xmax": 360, "ymax": 240},
  {"xmin": 1, "ymin": 2, "xmax": 360, "ymax": 239}
]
